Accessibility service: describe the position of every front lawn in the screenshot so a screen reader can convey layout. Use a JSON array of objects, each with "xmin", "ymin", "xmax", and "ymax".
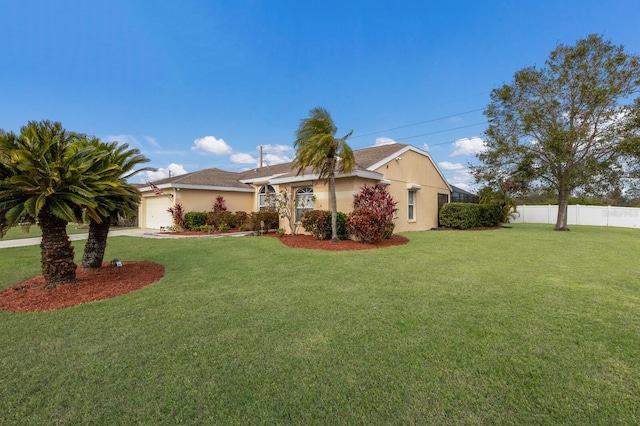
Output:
[
  {"xmin": 1, "ymin": 224, "xmax": 638, "ymax": 424},
  {"xmin": 1, "ymin": 223, "xmax": 88, "ymax": 240}
]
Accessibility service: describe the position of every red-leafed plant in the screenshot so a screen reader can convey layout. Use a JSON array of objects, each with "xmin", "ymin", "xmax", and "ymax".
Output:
[
  {"xmin": 167, "ymin": 203, "xmax": 186, "ymax": 230},
  {"xmin": 351, "ymin": 184, "xmax": 398, "ymax": 239},
  {"xmin": 346, "ymin": 208, "xmax": 388, "ymax": 243},
  {"xmin": 213, "ymin": 195, "xmax": 228, "ymax": 212}
]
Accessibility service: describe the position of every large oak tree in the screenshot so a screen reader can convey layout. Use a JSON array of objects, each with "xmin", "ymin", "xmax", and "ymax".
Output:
[{"xmin": 473, "ymin": 35, "xmax": 640, "ymax": 230}]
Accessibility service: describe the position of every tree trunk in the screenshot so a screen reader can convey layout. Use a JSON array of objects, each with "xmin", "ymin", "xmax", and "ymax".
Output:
[
  {"xmin": 329, "ymin": 173, "xmax": 339, "ymax": 242},
  {"xmin": 555, "ymin": 187, "xmax": 571, "ymax": 231},
  {"xmin": 38, "ymin": 209, "xmax": 76, "ymax": 288},
  {"xmin": 82, "ymin": 218, "xmax": 111, "ymax": 270}
]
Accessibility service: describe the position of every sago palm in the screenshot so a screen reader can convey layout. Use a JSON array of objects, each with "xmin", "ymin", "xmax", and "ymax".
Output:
[
  {"xmin": 0, "ymin": 120, "xmax": 103, "ymax": 287},
  {"xmin": 294, "ymin": 107, "xmax": 355, "ymax": 242},
  {"xmin": 76, "ymin": 137, "xmax": 152, "ymax": 270}
]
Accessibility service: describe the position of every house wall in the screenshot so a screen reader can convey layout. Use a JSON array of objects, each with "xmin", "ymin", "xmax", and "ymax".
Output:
[
  {"xmin": 174, "ymin": 189, "xmax": 253, "ymax": 213},
  {"xmin": 138, "ymin": 189, "xmax": 253, "ymax": 229},
  {"xmin": 372, "ymin": 150, "xmax": 450, "ymax": 233},
  {"xmin": 277, "ymin": 177, "xmax": 377, "ymax": 234}
]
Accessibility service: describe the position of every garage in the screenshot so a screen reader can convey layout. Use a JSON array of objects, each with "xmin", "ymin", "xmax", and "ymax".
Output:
[{"xmin": 144, "ymin": 196, "xmax": 173, "ymax": 229}]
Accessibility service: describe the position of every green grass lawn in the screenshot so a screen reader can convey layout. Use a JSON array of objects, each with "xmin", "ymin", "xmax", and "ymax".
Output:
[
  {"xmin": 1, "ymin": 223, "xmax": 88, "ymax": 240},
  {"xmin": 1, "ymin": 224, "xmax": 639, "ymax": 424}
]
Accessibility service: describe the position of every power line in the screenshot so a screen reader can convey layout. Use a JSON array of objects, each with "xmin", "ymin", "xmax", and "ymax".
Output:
[
  {"xmin": 394, "ymin": 122, "xmax": 487, "ymax": 141},
  {"xmin": 350, "ymin": 108, "xmax": 485, "ymax": 139}
]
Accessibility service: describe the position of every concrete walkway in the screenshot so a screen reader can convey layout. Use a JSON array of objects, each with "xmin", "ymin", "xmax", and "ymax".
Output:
[{"xmin": 0, "ymin": 228, "xmax": 253, "ymax": 249}]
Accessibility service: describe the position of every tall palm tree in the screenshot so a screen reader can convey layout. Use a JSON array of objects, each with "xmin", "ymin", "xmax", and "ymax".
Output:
[
  {"xmin": 293, "ymin": 107, "xmax": 355, "ymax": 242},
  {"xmin": 0, "ymin": 120, "xmax": 103, "ymax": 287},
  {"xmin": 77, "ymin": 138, "xmax": 152, "ymax": 270}
]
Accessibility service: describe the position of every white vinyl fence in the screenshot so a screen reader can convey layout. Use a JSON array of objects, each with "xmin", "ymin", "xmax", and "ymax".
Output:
[{"xmin": 510, "ymin": 205, "xmax": 640, "ymax": 228}]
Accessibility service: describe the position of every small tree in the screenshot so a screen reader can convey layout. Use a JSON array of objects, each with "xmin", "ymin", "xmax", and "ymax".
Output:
[{"xmin": 269, "ymin": 189, "xmax": 300, "ymax": 235}]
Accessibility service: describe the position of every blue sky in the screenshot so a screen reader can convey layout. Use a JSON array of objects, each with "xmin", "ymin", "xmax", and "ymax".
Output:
[{"xmin": 2, "ymin": 1, "xmax": 639, "ymax": 191}]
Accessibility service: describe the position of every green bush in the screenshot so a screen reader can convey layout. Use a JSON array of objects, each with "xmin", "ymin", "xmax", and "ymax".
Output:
[
  {"xmin": 184, "ymin": 211, "xmax": 208, "ymax": 231},
  {"xmin": 249, "ymin": 210, "xmax": 279, "ymax": 232},
  {"xmin": 301, "ymin": 210, "xmax": 348, "ymax": 240},
  {"xmin": 301, "ymin": 210, "xmax": 331, "ymax": 240},
  {"xmin": 234, "ymin": 211, "xmax": 249, "ymax": 228},
  {"xmin": 478, "ymin": 204, "xmax": 502, "ymax": 227},
  {"xmin": 335, "ymin": 211, "xmax": 348, "ymax": 240},
  {"xmin": 207, "ymin": 210, "xmax": 234, "ymax": 229},
  {"xmin": 440, "ymin": 203, "xmax": 502, "ymax": 229}
]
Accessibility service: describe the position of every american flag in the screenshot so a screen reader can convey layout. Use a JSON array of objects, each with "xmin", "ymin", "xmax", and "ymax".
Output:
[{"xmin": 148, "ymin": 181, "xmax": 162, "ymax": 195}]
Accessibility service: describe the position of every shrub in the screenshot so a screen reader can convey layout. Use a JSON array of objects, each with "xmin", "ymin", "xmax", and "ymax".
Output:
[
  {"xmin": 353, "ymin": 184, "xmax": 398, "ymax": 224},
  {"xmin": 301, "ymin": 210, "xmax": 331, "ymax": 240},
  {"xmin": 234, "ymin": 211, "xmax": 249, "ymax": 229},
  {"xmin": 346, "ymin": 208, "xmax": 388, "ymax": 243},
  {"xmin": 167, "ymin": 203, "xmax": 186, "ymax": 230},
  {"xmin": 184, "ymin": 211, "xmax": 207, "ymax": 231},
  {"xmin": 478, "ymin": 204, "xmax": 502, "ymax": 227},
  {"xmin": 207, "ymin": 210, "xmax": 234, "ymax": 229},
  {"xmin": 213, "ymin": 195, "xmax": 228, "ymax": 212},
  {"xmin": 335, "ymin": 211, "xmax": 348, "ymax": 240},
  {"xmin": 352, "ymin": 184, "xmax": 398, "ymax": 238},
  {"xmin": 249, "ymin": 210, "xmax": 279, "ymax": 232},
  {"xmin": 439, "ymin": 203, "xmax": 479, "ymax": 229},
  {"xmin": 439, "ymin": 203, "xmax": 502, "ymax": 229}
]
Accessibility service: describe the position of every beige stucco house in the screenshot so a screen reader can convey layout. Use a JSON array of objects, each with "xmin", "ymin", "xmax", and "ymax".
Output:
[{"xmin": 137, "ymin": 143, "xmax": 452, "ymax": 233}]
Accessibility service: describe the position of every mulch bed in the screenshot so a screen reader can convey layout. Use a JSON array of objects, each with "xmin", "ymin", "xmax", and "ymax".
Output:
[
  {"xmin": 269, "ymin": 234, "xmax": 409, "ymax": 251},
  {"xmin": 0, "ymin": 261, "xmax": 164, "ymax": 313}
]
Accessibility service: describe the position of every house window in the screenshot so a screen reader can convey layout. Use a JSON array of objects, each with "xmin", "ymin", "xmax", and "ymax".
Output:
[
  {"xmin": 258, "ymin": 185, "xmax": 275, "ymax": 210},
  {"xmin": 295, "ymin": 187, "xmax": 314, "ymax": 222},
  {"xmin": 408, "ymin": 190, "xmax": 416, "ymax": 221}
]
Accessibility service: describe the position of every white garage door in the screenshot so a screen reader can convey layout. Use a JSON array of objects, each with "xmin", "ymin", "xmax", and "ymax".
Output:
[{"xmin": 145, "ymin": 196, "xmax": 173, "ymax": 229}]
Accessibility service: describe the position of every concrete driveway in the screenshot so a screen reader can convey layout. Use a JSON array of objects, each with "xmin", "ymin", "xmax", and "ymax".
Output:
[{"xmin": 0, "ymin": 228, "xmax": 160, "ymax": 249}]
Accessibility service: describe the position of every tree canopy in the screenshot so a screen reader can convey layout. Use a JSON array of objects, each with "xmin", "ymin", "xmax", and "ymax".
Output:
[
  {"xmin": 473, "ymin": 35, "xmax": 640, "ymax": 230},
  {"xmin": 293, "ymin": 107, "xmax": 355, "ymax": 241}
]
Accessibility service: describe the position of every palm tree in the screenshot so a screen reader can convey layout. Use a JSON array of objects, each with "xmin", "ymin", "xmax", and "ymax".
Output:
[
  {"xmin": 293, "ymin": 107, "xmax": 355, "ymax": 242},
  {"xmin": 77, "ymin": 138, "xmax": 152, "ymax": 270},
  {"xmin": 0, "ymin": 120, "xmax": 103, "ymax": 287}
]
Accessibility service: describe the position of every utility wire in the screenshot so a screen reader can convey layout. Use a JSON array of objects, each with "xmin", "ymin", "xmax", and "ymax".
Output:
[
  {"xmin": 393, "ymin": 122, "xmax": 487, "ymax": 141},
  {"xmin": 350, "ymin": 108, "xmax": 485, "ymax": 139}
]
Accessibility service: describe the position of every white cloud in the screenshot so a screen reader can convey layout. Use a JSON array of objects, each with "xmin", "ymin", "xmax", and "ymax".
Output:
[
  {"xmin": 438, "ymin": 161, "xmax": 466, "ymax": 171},
  {"xmin": 374, "ymin": 137, "xmax": 397, "ymax": 146},
  {"xmin": 451, "ymin": 137, "xmax": 487, "ymax": 156},
  {"xmin": 230, "ymin": 153, "xmax": 257, "ymax": 164},
  {"xmin": 261, "ymin": 144, "xmax": 293, "ymax": 154},
  {"xmin": 192, "ymin": 135, "xmax": 232, "ymax": 155},
  {"xmin": 141, "ymin": 163, "xmax": 187, "ymax": 182},
  {"xmin": 264, "ymin": 152, "xmax": 292, "ymax": 165},
  {"xmin": 231, "ymin": 146, "xmax": 293, "ymax": 167},
  {"xmin": 422, "ymin": 143, "xmax": 430, "ymax": 151}
]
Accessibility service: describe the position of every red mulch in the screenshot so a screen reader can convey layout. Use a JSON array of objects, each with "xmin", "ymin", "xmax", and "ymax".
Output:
[
  {"xmin": 270, "ymin": 234, "xmax": 410, "ymax": 251},
  {"xmin": 0, "ymin": 261, "xmax": 164, "ymax": 313}
]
